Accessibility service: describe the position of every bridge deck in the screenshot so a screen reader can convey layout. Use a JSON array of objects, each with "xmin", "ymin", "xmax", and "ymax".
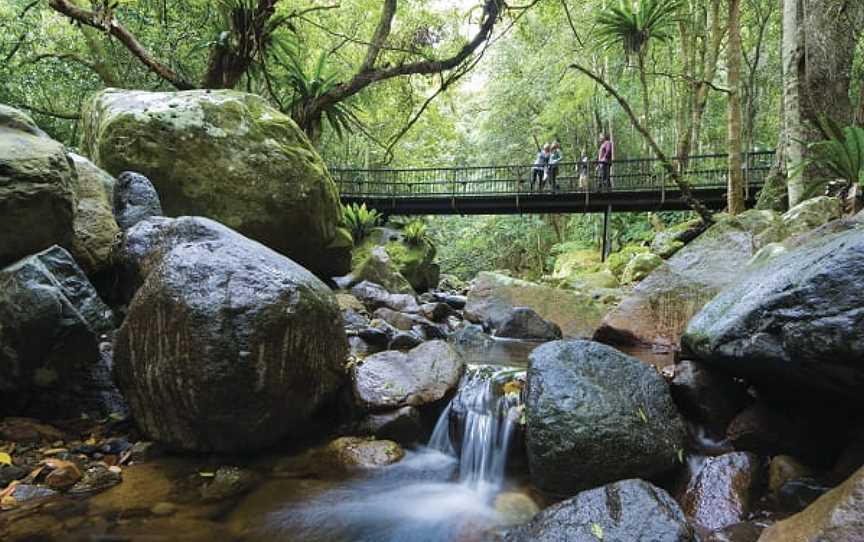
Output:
[{"xmin": 332, "ymin": 151, "xmax": 774, "ymax": 215}]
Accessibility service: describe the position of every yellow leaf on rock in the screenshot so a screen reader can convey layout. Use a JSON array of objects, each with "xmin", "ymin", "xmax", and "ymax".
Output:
[
  {"xmin": 591, "ymin": 523, "xmax": 604, "ymax": 540},
  {"xmin": 0, "ymin": 452, "xmax": 11, "ymax": 465}
]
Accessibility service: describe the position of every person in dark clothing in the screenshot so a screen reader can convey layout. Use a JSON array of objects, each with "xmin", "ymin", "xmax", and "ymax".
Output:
[
  {"xmin": 547, "ymin": 142, "xmax": 562, "ymax": 192},
  {"xmin": 531, "ymin": 144, "xmax": 550, "ymax": 191},
  {"xmin": 597, "ymin": 133, "xmax": 613, "ymax": 191}
]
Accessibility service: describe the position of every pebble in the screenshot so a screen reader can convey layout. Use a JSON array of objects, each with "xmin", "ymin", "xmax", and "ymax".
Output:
[{"xmin": 151, "ymin": 501, "xmax": 177, "ymax": 516}]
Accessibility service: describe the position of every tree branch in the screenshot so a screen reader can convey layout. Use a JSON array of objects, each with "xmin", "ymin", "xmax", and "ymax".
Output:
[
  {"xmin": 569, "ymin": 63, "xmax": 715, "ymax": 224},
  {"xmin": 560, "ymin": 0, "xmax": 584, "ymax": 47},
  {"xmin": 306, "ymin": 0, "xmax": 501, "ymax": 114},
  {"xmin": 13, "ymin": 102, "xmax": 80, "ymax": 120},
  {"xmin": 47, "ymin": 0, "xmax": 195, "ymax": 90},
  {"xmin": 360, "ymin": 0, "xmax": 397, "ymax": 73}
]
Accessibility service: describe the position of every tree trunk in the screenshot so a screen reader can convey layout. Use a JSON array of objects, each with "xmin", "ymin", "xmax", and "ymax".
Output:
[
  {"xmin": 784, "ymin": 0, "xmax": 864, "ymax": 206},
  {"xmin": 726, "ymin": 0, "xmax": 745, "ymax": 214}
]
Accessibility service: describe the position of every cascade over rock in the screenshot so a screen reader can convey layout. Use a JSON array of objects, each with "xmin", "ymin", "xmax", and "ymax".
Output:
[
  {"xmin": 595, "ymin": 210, "xmax": 786, "ymax": 347},
  {"xmin": 80, "ymin": 88, "xmax": 351, "ymax": 277},
  {"xmin": 525, "ymin": 340, "xmax": 686, "ymax": 497},
  {"xmin": 0, "ymin": 104, "xmax": 76, "ymax": 268},
  {"xmin": 114, "ymin": 216, "xmax": 347, "ymax": 452},
  {"xmin": 501, "ymin": 479, "xmax": 697, "ymax": 542},
  {"xmin": 466, "ymin": 272, "xmax": 611, "ymax": 339},
  {"xmin": 0, "ymin": 246, "xmax": 115, "ymax": 417},
  {"xmin": 682, "ymin": 224, "xmax": 864, "ymax": 400}
]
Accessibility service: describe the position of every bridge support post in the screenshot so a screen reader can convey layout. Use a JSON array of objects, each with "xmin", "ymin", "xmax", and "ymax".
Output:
[{"xmin": 601, "ymin": 205, "xmax": 612, "ymax": 262}]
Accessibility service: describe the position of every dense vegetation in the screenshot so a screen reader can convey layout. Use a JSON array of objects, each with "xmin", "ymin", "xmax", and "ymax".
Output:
[{"xmin": 3, "ymin": 0, "xmax": 862, "ymax": 279}]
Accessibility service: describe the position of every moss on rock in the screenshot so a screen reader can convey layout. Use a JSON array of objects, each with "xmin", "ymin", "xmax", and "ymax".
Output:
[{"xmin": 80, "ymin": 89, "xmax": 349, "ymax": 277}]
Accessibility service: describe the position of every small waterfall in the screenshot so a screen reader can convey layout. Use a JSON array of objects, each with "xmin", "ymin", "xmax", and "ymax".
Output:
[{"xmin": 429, "ymin": 366, "xmax": 524, "ymax": 496}]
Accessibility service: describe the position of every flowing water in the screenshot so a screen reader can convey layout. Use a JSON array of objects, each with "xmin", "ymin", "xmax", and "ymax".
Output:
[{"xmin": 256, "ymin": 365, "xmax": 527, "ymax": 542}]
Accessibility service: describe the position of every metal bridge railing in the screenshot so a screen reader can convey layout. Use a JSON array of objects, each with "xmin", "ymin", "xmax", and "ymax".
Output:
[{"xmin": 331, "ymin": 150, "xmax": 776, "ymax": 199}]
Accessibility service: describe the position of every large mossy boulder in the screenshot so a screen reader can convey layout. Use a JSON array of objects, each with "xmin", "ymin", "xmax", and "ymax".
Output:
[
  {"xmin": 352, "ymin": 246, "xmax": 415, "ymax": 295},
  {"xmin": 68, "ymin": 153, "xmax": 120, "ymax": 274},
  {"xmin": 0, "ymin": 105, "xmax": 76, "ymax": 268},
  {"xmin": 682, "ymin": 225, "xmax": 864, "ymax": 401},
  {"xmin": 502, "ymin": 479, "xmax": 696, "ymax": 542},
  {"xmin": 466, "ymin": 272, "xmax": 611, "ymax": 339},
  {"xmin": 81, "ymin": 89, "xmax": 351, "ymax": 277},
  {"xmin": 595, "ymin": 210, "xmax": 786, "ymax": 347},
  {"xmin": 0, "ymin": 246, "xmax": 115, "ymax": 417},
  {"xmin": 353, "ymin": 227, "xmax": 439, "ymax": 292},
  {"xmin": 114, "ymin": 216, "xmax": 347, "ymax": 452},
  {"xmin": 758, "ymin": 465, "xmax": 864, "ymax": 542},
  {"xmin": 621, "ymin": 252, "xmax": 663, "ymax": 284},
  {"xmin": 525, "ymin": 340, "xmax": 686, "ymax": 497}
]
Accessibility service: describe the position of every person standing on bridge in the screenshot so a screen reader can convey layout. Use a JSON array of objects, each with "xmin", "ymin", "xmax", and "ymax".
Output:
[
  {"xmin": 531, "ymin": 144, "xmax": 550, "ymax": 191},
  {"xmin": 547, "ymin": 142, "xmax": 562, "ymax": 192},
  {"xmin": 597, "ymin": 133, "xmax": 613, "ymax": 191}
]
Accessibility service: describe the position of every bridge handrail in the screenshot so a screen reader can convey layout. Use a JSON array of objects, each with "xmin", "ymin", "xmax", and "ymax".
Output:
[{"xmin": 329, "ymin": 150, "xmax": 776, "ymax": 173}]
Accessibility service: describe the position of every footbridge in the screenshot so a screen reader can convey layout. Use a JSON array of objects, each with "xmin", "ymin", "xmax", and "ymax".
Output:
[{"xmin": 332, "ymin": 151, "xmax": 775, "ymax": 215}]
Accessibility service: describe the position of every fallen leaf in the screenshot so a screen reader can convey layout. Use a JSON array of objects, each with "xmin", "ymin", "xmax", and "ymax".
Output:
[
  {"xmin": 591, "ymin": 522, "xmax": 604, "ymax": 539},
  {"xmin": 0, "ymin": 452, "xmax": 11, "ymax": 465}
]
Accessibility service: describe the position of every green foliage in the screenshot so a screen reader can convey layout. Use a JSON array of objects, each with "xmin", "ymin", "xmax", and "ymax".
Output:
[
  {"xmin": 342, "ymin": 203, "xmax": 381, "ymax": 242},
  {"xmin": 595, "ymin": 0, "xmax": 685, "ymax": 57},
  {"xmin": 403, "ymin": 220, "xmax": 429, "ymax": 246},
  {"xmin": 606, "ymin": 245, "xmax": 648, "ymax": 279},
  {"xmin": 796, "ymin": 116, "xmax": 864, "ymax": 191}
]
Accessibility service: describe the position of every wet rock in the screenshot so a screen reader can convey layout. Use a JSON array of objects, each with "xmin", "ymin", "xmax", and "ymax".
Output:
[
  {"xmin": 201, "ymin": 466, "xmax": 259, "ymax": 502},
  {"xmin": 682, "ymin": 226, "xmax": 864, "ymax": 401},
  {"xmin": 351, "ymin": 280, "xmax": 420, "ymax": 313},
  {"xmin": 726, "ymin": 403, "xmax": 802, "ymax": 456},
  {"xmin": 114, "ymin": 217, "xmax": 347, "ymax": 452},
  {"xmin": 357, "ymin": 326, "xmax": 391, "ymax": 348},
  {"xmin": 436, "ymin": 293, "xmax": 467, "ymax": 310},
  {"xmin": 420, "ymin": 302, "xmax": 454, "ymax": 322},
  {"xmin": 681, "ymin": 452, "xmax": 763, "ymax": 531},
  {"xmin": 82, "ymin": 88, "xmax": 350, "ymax": 277},
  {"xmin": 0, "ymin": 246, "xmax": 116, "ymax": 418},
  {"xmin": 758, "ymin": 465, "xmax": 864, "ymax": 541},
  {"xmin": 354, "ymin": 406, "xmax": 425, "ymax": 444},
  {"xmin": 670, "ymin": 361, "xmax": 749, "ymax": 434},
  {"xmin": 416, "ymin": 322, "xmax": 448, "ymax": 341},
  {"xmin": 704, "ymin": 521, "xmax": 768, "ymax": 542},
  {"xmin": 621, "ymin": 252, "xmax": 663, "ymax": 284},
  {"xmin": 3, "ymin": 484, "xmax": 58, "ymax": 509},
  {"xmin": 0, "ymin": 464, "xmax": 27, "ymax": 486},
  {"xmin": 769, "ymin": 455, "xmax": 811, "ymax": 494},
  {"xmin": 494, "ymin": 492, "xmax": 540, "ymax": 527},
  {"xmin": 0, "ymin": 105, "xmax": 76, "ymax": 268},
  {"xmin": 353, "ymin": 340, "xmax": 465, "ymax": 412},
  {"xmin": 0, "ymin": 418, "xmax": 63, "ymax": 443},
  {"xmin": 373, "ymin": 307, "xmax": 423, "ymax": 330},
  {"xmin": 777, "ymin": 477, "xmax": 830, "ymax": 513},
  {"xmin": 525, "ymin": 340, "xmax": 686, "ymax": 497},
  {"xmin": 112, "ymin": 171, "xmax": 163, "ymax": 230},
  {"xmin": 353, "ymin": 227, "xmax": 439, "ymax": 292},
  {"xmin": 494, "ymin": 307, "xmax": 562, "ymax": 341},
  {"xmin": 323, "ymin": 436, "xmax": 405, "ymax": 469},
  {"xmin": 40, "ymin": 458, "xmax": 83, "ymax": 491},
  {"xmin": 501, "ymin": 479, "xmax": 696, "ymax": 541},
  {"xmin": 389, "ymin": 330, "xmax": 424, "ymax": 350},
  {"xmin": 598, "ymin": 210, "xmax": 786, "ymax": 347},
  {"xmin": 466, "ymin": 272, "xmax": 611, "ymax": 339},
  {"xmin": 348, "ymin": 336, "xmax": 382, "ymax": 358},
  {"xmin": 781, "ymin": 195, "xmax": 842, "ymax": 237},
  {"xmin": 651, "ymin": 220, "xmax": 702, "ymax": 259},
  {"xmin": 68, "ymin": 462, "xmax": 122, "ymax": 496},
  {"xmin": 68, "ymin": 153, "xmax": 121, "ymax": 274},
  {"xmin": 353, "ymin": 246, "xmax": 416, "ymax": 295}
]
